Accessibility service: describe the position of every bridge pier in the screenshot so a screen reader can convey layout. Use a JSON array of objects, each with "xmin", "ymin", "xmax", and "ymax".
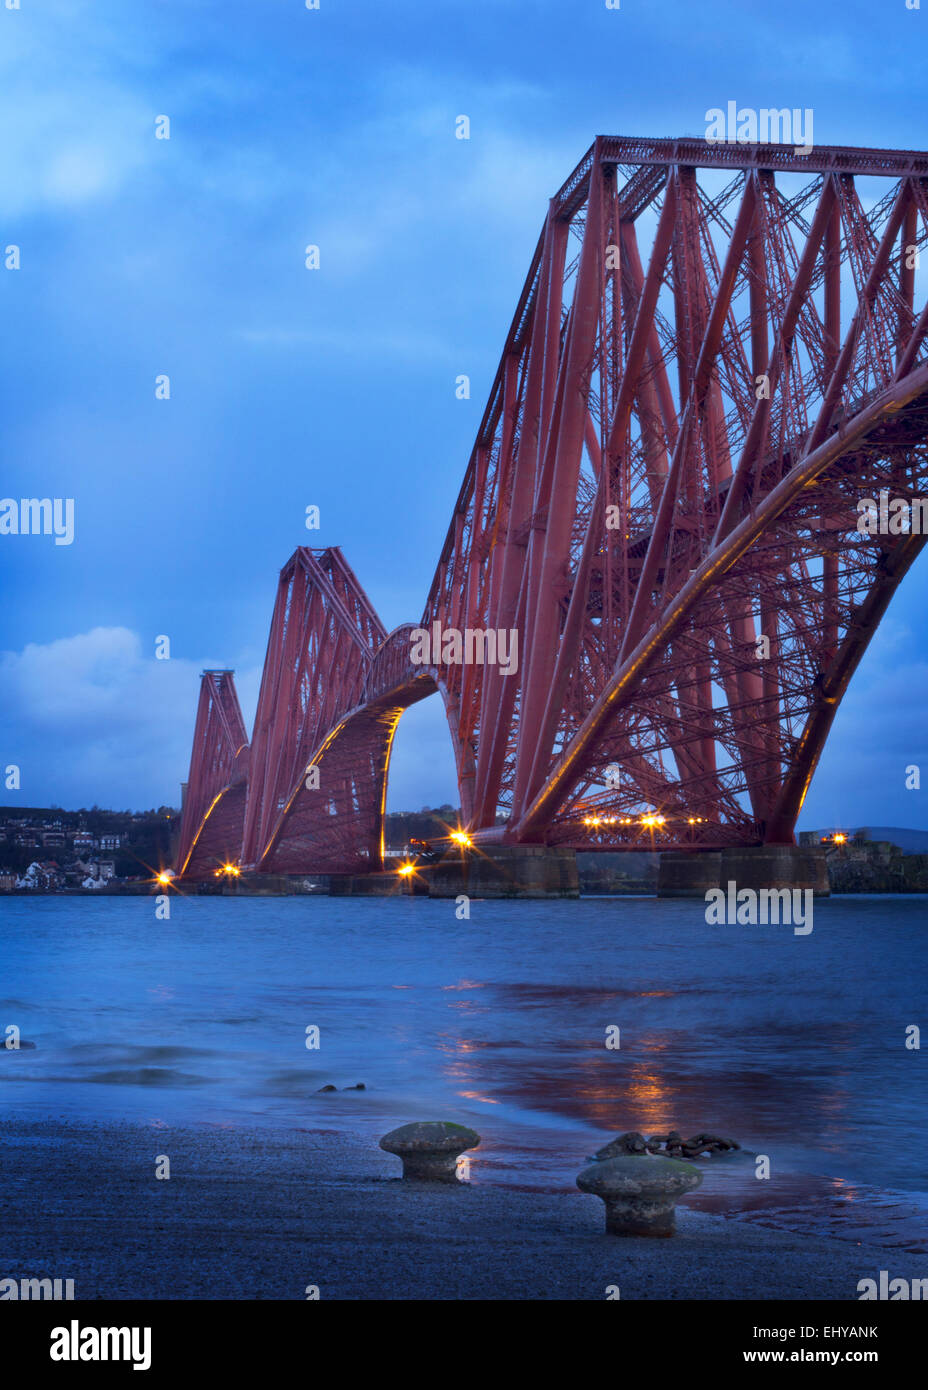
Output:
[
  {"xmin": 656, "ymin": 851, "xmax": 722, "ymax": 898},
  {"xmin": 329, "ymin": 872, "xmax": 427, "ymax": 897},
  {"xmin": 658, "ymin": 845, "xmax": 830, "ymax": 898},
  {"xmin": 424, "ymin": 845, "xmax": 579, "ymax": 899}
]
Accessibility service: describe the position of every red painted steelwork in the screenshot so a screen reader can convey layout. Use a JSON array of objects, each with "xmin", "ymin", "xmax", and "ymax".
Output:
[
  {"xmin": 175, "ymin": 671, "xmax": 250, "ymax": 878},
  {"xmin": 240, "ymin": 547, "xmax": 387, "ymax": 871},
  {"xmin": 426, "ymin": 140, "xmax": 928, "ymax": 854},
  {"xmin": 176, "ymin": 138, "xmax": 928, "ymax": 874}
]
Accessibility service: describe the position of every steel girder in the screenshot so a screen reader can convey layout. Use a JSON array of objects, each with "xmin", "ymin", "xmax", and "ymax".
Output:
[
  {"xmin": 174, "ymin": 670, "xmax": 250, "ymax": 878},
  {"xmin": 424, "ymin": 137, "xmax": 928, "ymax": 852},
  {"xmin": 176, "ymin": 137, "xmax": 928, "ymax": 872},
  {"xmin": 240, "ymin": 546, "xmax": 388, "ymax": 871},
  {"xmin": 259, "ymin": 675, "xmax": 435, "ymax": 874}
]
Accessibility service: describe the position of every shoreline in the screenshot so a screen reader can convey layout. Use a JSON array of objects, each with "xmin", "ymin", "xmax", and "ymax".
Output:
[
  {"xmin": 3, "ymin": 1115, "xmax": 926, "ymax": 1300},
  {"xmin": 5, "ymin": 887, "xmax": 928, "ymax": 898}
]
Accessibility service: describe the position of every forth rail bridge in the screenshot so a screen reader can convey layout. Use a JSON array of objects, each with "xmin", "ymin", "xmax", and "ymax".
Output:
[{"xmin": 173, "ymin": 134, "xmax": 928, "ymax": 898}]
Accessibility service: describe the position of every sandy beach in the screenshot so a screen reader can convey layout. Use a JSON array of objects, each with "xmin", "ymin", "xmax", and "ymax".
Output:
[{"xmin": 2, "ymin": 1116, "xmax": 923, "ymax": 1301}]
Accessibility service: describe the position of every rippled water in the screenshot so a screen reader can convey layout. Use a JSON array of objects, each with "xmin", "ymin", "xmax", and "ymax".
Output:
[{"xmin": 1, "ymin": 892, "xmax": 926, "ymax": 1250}]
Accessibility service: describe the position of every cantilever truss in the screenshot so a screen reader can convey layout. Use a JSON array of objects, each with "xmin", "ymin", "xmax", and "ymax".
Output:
[
  {"xmin": 425, "ymin": 136, "xmax": 928, "ymax": 851},
  {"xmin": 174, "ymin": 670, "xmax": 250, "ymax": 878},
  {"xmin": 177, "ymin": 137, "xmax": 928, "ymax": 875},
  {"xmin": 239, "ymin": 547, "xmax": 391, "ymax": 873}
]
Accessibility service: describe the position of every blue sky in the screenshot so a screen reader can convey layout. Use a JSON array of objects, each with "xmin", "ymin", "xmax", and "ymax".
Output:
[{"xmin": 0, "ymin": 0, "xmax": 926, "ymax": 828}]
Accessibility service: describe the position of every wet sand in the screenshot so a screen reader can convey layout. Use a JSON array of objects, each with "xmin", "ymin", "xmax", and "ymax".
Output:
[{"xmin": 3, "ymin": 1117, "xmax": 925, "ymax": 1300}]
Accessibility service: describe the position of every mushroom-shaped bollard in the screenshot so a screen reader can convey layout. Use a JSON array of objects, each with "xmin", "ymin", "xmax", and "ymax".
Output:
[
  {"xmin": 576, "ymin": 1155, "xmax": 702, "ymax": 1236},
  {"xmin": 379, "ymin": 1121, "xmax": 480, "ymax": 1182}
]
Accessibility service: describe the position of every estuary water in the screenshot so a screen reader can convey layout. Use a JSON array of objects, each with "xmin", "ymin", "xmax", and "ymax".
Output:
[{"xmin": 1, "ymin": 892, "xmax": 926, "ymax": 1252}]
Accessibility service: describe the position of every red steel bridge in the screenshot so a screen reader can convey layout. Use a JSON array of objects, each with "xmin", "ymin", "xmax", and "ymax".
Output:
[{"xmin": 175, "ymin": 135, "xmax": 928, "ymax": 879}]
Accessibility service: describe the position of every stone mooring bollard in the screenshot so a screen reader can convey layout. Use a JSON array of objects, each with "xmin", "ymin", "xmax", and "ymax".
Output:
[
  {"xmin": 379, "ymin": 1121, "xmax": 480, "ymax": 1182},
  {"xmin": 576, "ymin": 1155, "xmax": 703, "ymax": 1236}
]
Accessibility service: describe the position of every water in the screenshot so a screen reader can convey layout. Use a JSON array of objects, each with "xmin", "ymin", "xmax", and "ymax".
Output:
[{"xmin": 1, "ymin": 893, "xmax": 926, "ymax": 1251}]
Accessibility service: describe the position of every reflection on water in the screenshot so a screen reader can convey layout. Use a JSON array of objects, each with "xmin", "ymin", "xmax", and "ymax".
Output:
[{"xmin": 1, "ymin": 892, "xmax": 926, "ymax": 1250}]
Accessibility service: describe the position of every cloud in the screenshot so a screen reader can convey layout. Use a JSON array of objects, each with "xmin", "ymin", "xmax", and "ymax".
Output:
[
  {"xmin": 0, "ymin": 628, "xmax": 260, "ymax": 811},
  {"xmin": 0, "ymin": 5, "xmax": 154, "ymax": 218},
  {"xmin": 0, "ymin": 625, "xmax": 456, "ymax": 815}
]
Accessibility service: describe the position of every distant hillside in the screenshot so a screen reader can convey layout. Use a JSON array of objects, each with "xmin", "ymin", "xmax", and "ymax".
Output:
[{"xmin": 855, "ymin": 827, "xmax": 928, "ymax": 854}]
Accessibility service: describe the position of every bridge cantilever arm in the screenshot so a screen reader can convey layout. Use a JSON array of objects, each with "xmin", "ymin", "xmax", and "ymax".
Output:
[{"xmin": 514, "ymin": 359, "xmax": 928, "ymax": 842}]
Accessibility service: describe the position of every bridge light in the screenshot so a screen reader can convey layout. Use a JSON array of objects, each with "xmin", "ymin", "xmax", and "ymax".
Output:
[
  {"xmin": 156, "ymin": 871, "xmax": 173, "ymax": 886},
  {"xmin": 397, "ymin": 862, "xmax": 416, "ymax": 877},
  {"xmin": 450, "ymin": 830, "xmax": 473, "ymax": 848}
]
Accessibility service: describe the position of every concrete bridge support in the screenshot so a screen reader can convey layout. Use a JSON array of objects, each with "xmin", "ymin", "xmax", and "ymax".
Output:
[
  {"xmin": 658, "ymin": 845, "xmax": 830, "ymax": 897},
  {"xmin": 424, "ymin": 845, "xmax": 579, "ymax": 899}
]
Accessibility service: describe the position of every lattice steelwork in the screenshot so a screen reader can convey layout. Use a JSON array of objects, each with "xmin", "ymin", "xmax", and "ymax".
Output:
[
  {"xmin": 174, "ymin": 670, "xmax": 250, "ymax": 878},
  {"xmin": 176, "ymin": 137, "xmax": 928, "ymax": 876},
  {"xmin": 426, "ymin": 136, "xmax": 928, "ymax": 853}
]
